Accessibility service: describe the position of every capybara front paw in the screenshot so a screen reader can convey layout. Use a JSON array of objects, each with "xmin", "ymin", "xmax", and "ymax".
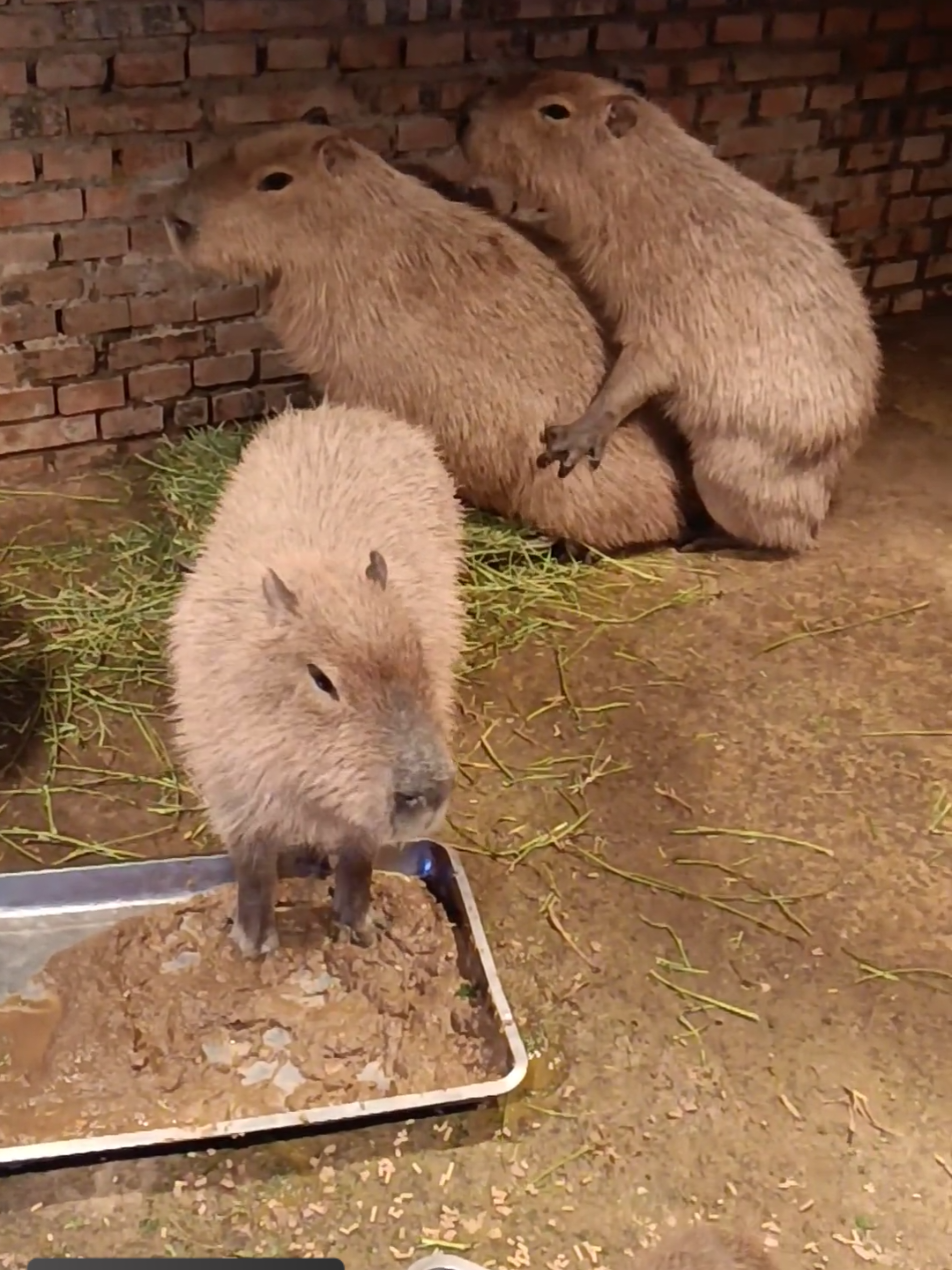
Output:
[
  {"xmin": 539, "ymin": 422, "xmax": 608, "ymax": 477},
  {"xmin": 333, "ymin": 918, "xmax": 377, "ymax": 949},
  {"xmin": 231, "ymin": 918, "xmax": 279, "ymax": 958}
]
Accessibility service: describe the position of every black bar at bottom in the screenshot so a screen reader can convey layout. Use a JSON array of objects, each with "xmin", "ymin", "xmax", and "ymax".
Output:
[{"xmin": 30, "ymin": 1261, "xmax": 345, "ymax": 1270}]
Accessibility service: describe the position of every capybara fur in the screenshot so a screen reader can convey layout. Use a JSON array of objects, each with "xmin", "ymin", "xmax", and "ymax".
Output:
[
  {"xmin": 163, "ymin": 120, "xmax": 697, "ymax": 555},
  {"xmin": 167, "ymin": 403, "xmax": 465, "ymax": 956},
  {"xmin": 458, "ymin": 69, "xmax": 882, "ymax": 555}
]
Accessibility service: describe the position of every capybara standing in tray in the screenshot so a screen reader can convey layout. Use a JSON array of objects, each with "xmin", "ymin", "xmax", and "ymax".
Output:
[
  {"xmin": 458, "ymin": 70, "xmax": 882, "ymax": 554},
  {"xmin": 163, "ymin": 119, "xmax": 695, "ymax": 556},
  {"xmin": 167, "ymin": 403, "xmax": 465, "ymax": 956}
]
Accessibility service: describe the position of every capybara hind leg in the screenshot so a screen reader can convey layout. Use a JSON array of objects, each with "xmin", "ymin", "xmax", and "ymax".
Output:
[
  {"xmin": 675, "ymin": 530, "xmax": 797, "ymax": 560},
  {"xmin": 231, "ymin": 844, "xmax": 279, "ymax": 957},
  {"xmin": 691, "ymin": 453, "xmax": 826, "ymax": 555},
  {"xmin": 332, "ymin": 841, "xmax": 378, "ymax": 948}
]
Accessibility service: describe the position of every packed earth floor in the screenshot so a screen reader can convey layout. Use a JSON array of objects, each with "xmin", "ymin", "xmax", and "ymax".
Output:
[{"xmin": 0, "ymin": 312, "xmax": 950, "ymax": 1269}]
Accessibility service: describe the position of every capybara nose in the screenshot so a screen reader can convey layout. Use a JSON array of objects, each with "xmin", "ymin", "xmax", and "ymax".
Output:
[
  {"xmin": 394, "ymin": 775, "xmax": 453, "ymax": 819},
  {"xmin": 166, "ymin": 214, "xmax": 195, "ymax": 245},
  {"xmin": 455, "ymin": 109, "xmax": 471, "ymax": 144}
]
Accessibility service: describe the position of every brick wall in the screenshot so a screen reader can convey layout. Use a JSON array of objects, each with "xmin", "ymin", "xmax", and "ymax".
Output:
[{"xmin": 0, "ymin": 1, "xmax": 950, "ymax": 472}]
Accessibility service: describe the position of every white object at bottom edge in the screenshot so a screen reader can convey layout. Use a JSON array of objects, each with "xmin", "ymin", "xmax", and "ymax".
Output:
[{"xmin": 406, "ymin": 1255, "xmax": 491, "ymax": 1270}]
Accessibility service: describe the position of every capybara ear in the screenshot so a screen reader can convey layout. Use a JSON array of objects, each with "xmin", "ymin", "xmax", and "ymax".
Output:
[
  {"xmin": 313, "ymin": 134, "xmax": 359, "ymax": 177},
  {"xmin": 604, "ymin": 94, "xmax": 640, "ymax": 139},
  {"xmin": 365, "ymin": 549, "xmax": 388, "ymax": 590},
  {"xmin": 301, "ymin": 105, "xmax": 330, "ymax": 126},
  {"xmin": 262, "ymin": 567, "xmax": 300, "ymax": 619}
]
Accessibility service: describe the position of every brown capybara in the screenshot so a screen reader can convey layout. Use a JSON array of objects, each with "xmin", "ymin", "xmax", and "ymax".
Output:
[
  {"xmin": 637, "ymin": 1226, "xmax": 781, "ymax": 1270},
  {"xmin": 458, "ymin": 69, "xmax": 882, "ymax": 555},
  {"xmin": 163, "ymin": 119, "xmax": 698, "ymax": 557},
  {"xmin": 168, "ymin": 403, "xmax": 465, "ymax": 956}
]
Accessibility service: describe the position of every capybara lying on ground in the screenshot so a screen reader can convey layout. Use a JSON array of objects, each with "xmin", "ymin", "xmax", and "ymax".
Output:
[
  {"xmin": 168, "ymin": 403, "xmax": 465, "ymax": 956},
  {"xmin": 458, "ymin": 69, "xmax": 881, "ymax": 555},
  {"xmin": 163, "ymin": 118, "xmax": 698, "ymax": 556}
]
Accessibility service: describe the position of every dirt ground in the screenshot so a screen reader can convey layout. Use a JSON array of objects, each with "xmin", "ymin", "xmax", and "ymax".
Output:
[{"xmin": 1, "ymin": 311, "xmax": 950, "ymax": 1270}]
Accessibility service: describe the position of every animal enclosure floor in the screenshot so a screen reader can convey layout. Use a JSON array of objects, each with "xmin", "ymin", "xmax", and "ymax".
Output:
[{"xmin": 1, "ymin": 310, "xmax": 951, "ymax": 1269}]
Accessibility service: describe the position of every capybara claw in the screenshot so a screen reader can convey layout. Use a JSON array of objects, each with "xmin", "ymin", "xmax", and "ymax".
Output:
[
  {"xmin": 542, "ymin": 423, "xmax": 607, "ymax": 477},
  {"xmin": 231, "ymin": 920, "xmax": 279, "ymax": 958},
  {"xmin": 333, "ymin": 919, "xmax": 378, "ymax": 949}
]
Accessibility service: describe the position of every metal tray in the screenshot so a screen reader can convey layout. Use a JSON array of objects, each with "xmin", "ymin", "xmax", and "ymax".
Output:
[{"xmin": 0, "ymin": 841, "xmax": 528, "ymax": 1169}]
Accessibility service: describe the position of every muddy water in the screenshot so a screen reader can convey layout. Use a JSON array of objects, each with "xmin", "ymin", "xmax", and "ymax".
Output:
[{"xmin": 0, "ymin": 873, "xmax": 501, "ymax": 1150}]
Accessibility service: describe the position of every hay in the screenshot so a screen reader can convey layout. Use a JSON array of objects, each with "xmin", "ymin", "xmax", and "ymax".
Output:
[{"xmin": 0, "ymin": 422, "xmax": 680, "ymax": 863}]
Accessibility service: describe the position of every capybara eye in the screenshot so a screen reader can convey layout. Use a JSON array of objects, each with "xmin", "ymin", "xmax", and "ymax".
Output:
[
  {"xmin": 307, "ymin": 663, "xmax": 339, "ymax": 699},
  {"xmin": 538, "ymin": 103, "xmax": 571, "ymax": 121},
  {"xmin": 258, "ymin": 171, "xmax": 294, "ymax": 192}
]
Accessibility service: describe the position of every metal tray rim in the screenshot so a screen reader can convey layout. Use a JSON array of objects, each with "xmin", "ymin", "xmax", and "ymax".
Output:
[{"xmin": 0, "ymin": 844, "xmax": 528, "ymax": 1168}]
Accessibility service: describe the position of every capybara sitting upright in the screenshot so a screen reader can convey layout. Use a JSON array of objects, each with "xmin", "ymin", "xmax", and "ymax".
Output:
[
  {"xmin": 458, "ymin": 69, "xmax": 882, "ymax": 554},
  {"xmin": 168, "ymin": 403, "xmax": 465, "ymax": 956},
  {"xmin": 163, "ymin": 119, "xmax": 695, "ymax": 556}
]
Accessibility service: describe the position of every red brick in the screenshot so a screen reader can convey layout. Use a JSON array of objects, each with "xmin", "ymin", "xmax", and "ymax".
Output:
[
  {"xmin": 0, "ymin": 415, "xmax": 97, "ymax": 457},
  {"xmin": 0, "ymin": 13, "xmax": 61, "ymax": 49},
  {"xmin": 847, "ymin": 142, "xmax": 896, "ymax": 171},
  {"xmin": 129, "ymin": 295, "xmax": 195, "ymax": 327},
  {"xmin": 203, "ymin": 0, "xmax": 345, "ymax": 31},
  {"xmin": 268, "ymin": 37, "xmax": 331, "ymax": 69},
  {"xmin": 114, "ymin": 44, "xmax": 185, "ymax": 87},
  {"xmin": 57, "ymin": 225, "xmax": 129, "ymax": 262},
  {"xmin": 195, "ymin": 287, "xmax": 259, "ymax": 323},
  {"xmin": 890, "ymin": 168, "xmax": 914, "ymax": 194},
  {"xmin": 873, "ymin": 260, "xmax": 918, "ymax": 287},
  {"xmin": 0, "ymin": 151, "xmax": 36, "ymax": 184},
  {"xmin": 130, "ymin": 222, "xmax": 172, "ymax": 257},
  {"xmin": 36, "ymin": 53, "xmax": 104, "ymax": 90},
  {"xmin": 893, "ymin": 289, "xmax": 923, "ymax": 312},
  {"xmin": 0, "ymin": 307, "xmax": 57, "ymax": 343},
  {"xmin": 61, "ymin": 300, "xmax": 131, "ymax": 337},
  {"xmin": 189, "ymin": 41, "xmax": 257, "ymax": 77},
  {"xmin": 888, "ymin": 196, "xmax": 933, "ymax": 225},
  {"xmin": 736, "ymin": 51, "xmax": 840, "ymax": 82},
  {"xmin": 69, "ymin": 99, "xmax": 202, "ymax": 136},
  {"xmin": 794, "ymin": 149, "xmax": 842, "ymax": 180},
  {"xmin": 719, "ymin": 119, "xmax": 821, "ymax": 159},
  {"xmin": 863, "ymin": 72, "xmax": 908, "ymax": 100},
  {"xmin": 925, "ymin": 254, "xmax": 952, "ymax": 278},
  {"xmin": 341, "ymin": 124, "xmax": 391, "ymax": 153},
  {"xmin": 109, "ymin": 330, "xmax": 207, "ymax": 372},
  {"xmin": 927, "ymin": 2, "xmax": 952, "ymax": 26},
  {"xmin": 700, "ymin": 93, "xmax": 752, "ymax": 124},
  {"xmin": 876, "ymin": 8, "xmax": 918, "ymax": 29},
  {"xmin": 396, "ymin": 116, "xmax": 456, "ymax": 152},
  {"xmin": 772, "ymin": 12, "xmax": 820, "ymax": 40},
  {"xmin": 933, "ymin": 194, "xmax": 952, "ymax": 220},
  {"xmin": 405, "ymin": 32, "xmax": 465, "ymax": 66},
  {"xmin": 42, "ymin": 146, "xmax": 113, "ymax": 183},
  {"xmin": 128, "ymin": 363, "xmax": 192, "ymax": 402},
  {"xmin": 95, "ymin": 260, "xmax": 183, "ymax": 299},
  {"xmin": 759, "ymin": 87, "xmax": 807, "ymax": 118},
  {"xmin": 57, "ymin": 378, "xmax": 126, "ymax": 416},
  {"xmin": 99, "ymin": 405, "xmax": 164, "ymax": 440},
  {"xmin": 0, "ymin": 231, "xmax": 56, "ymax": 269},
  {"xmin": 84, "ymin": 185, "xmax": 157, "ymax": 221},
  {"xmin": 339, "ymin": 32, "xmax": 400, "ymax": 69},
  {"xmin": 193, "ymin": 353, "xmax": 255, "ymax": 388},
  {"xmin": 918, "ymin": 66, "xmax": 952, "ymax": 93},
  {"xmin": 595, "ymin": 22, "xmax": 648, "ymax": 52},
  {"xmin": 656, "ymin": 20, "xmax": 707, "ymax": 49},
  {"xmin": 0, "ymin": 61, "xmax": 28, "ymax": 95},
  {"xmin": 835, "ymin": 201, "xmax": 885, "ymax": 232},
  {"xmin": 918, "ymin": 159, "xmax": 952, "ymax": 191},
  {"xmin": 0, "ymin": 386, "xmax": 55, "ymax": 424},
  {"xmin": 810, "ymin": 84, "xmax": 856, "ymax": 111},
  {"xmin": 118, "ymin": 140, "xmax": 188, "ymax": 179},
  {"xmin": 23, "ymin": 342, "xmax": 96, "ymax": 383},
  {"xmin": 210, "ymin": 92, "xmax": 346, "ymax": 128},
  {"xmin": 467, "ymin": 28, "xmax": 530, "ymax": 61},
  {"xmin": 215, "ymin": 319, "xmax": 275, "ymax": 355},
  {"xmin": 260, "ymin": 350, "xmax": 294, "ymax": 380},
  {"xmin": 685, "ymin": 59, "xmax": 722, "ymax": 86},
  {"xmin": 174, "ymin": 397, "xmax": 210, "ymax": 429},
  {"xmin": 534, "ymin": 28, "xmax": 589, "ymax": 58},
  {"xmin": 822, "ymin": 7, "xmax": 871, "ymax": 35},
  {"xmin": 0, "ymin": 266, "xmax": 84, "ymax": 308},
  {"xmin": 212, "ymin": 386, "xmax": 269, "ymax": 424},
  {"xmin": 0, "ymin": 188, "xmax": 83, "ymax": 230},
  {"xmin": 900, "ymin": 134, "xmax": 946, "ymax": 164},
  {"xmin": 715, "ymin": 15, "xmax": 763, "ymax": 42}
]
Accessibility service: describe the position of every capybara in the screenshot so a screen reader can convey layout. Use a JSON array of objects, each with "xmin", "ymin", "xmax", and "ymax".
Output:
[
  {"xmin": 163, "ymin": 119, "xmax": 698, "ymax": 556},
  {"xmin": 638, "ymin": 1226, "xmax": 781, "ymax": 1270},
  {"xmin": 167, "ymin": 402, "xmax": 465, "ymax": 956},
  {"xmin": 458, "ymin": 69, "xmax": 882, "ymax": 555}
]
